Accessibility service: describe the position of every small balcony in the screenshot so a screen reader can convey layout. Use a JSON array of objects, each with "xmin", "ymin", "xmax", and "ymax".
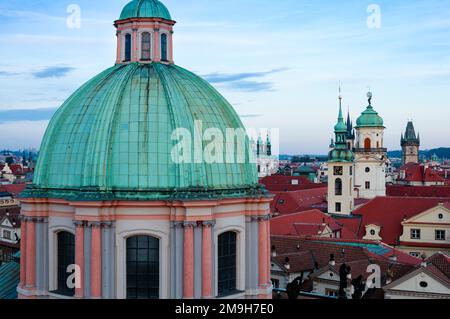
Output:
[{"xmin": 353, "ymin": 148, "xmax": 387, "ymax": 154}]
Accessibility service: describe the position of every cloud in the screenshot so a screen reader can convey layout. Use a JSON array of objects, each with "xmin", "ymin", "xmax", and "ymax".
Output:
[
  {"xmin": 202, "ymin": 68, "xmax": 287, "ymax": 92},
  {"xmin": 0, "ymin": 71, "xmax": 19, "ymax": 76},
  {"xmin": 32, "ymin": 66, "xmax": 75, "ymax": 79},
  {"xmin": 0, "ymin": 108, "xmax": 57, "ymax": 123}
]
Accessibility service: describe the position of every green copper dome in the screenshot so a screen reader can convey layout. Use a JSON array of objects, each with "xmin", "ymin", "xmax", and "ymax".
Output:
[
  {"xmin": 120, "ymin": 0, "xmax": 172, "ymax": 20},
  {"xmin": 328, "ymin": 149, "xmax": 354, "ymax": 163},
  {"xmin": 28, "ymin": 63, "xmax": 261, "ymax": 200},
  {"xmin": 356, "ymin": 106, "xmax": 384, "ymax": 128}
]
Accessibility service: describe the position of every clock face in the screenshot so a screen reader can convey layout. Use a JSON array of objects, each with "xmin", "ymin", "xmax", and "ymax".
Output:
[{"xmin": 334, "ymin": 166, "xmax": 343, "ymax": 176}]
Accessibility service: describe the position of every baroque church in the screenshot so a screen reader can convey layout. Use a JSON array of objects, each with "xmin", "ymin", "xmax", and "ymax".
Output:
[
  {"xmin": 328, "ymin": 91, "xmax": 388, "ymax": 215},
  {"xmin": 17, "ymin": 0, "xmax": 272, "ymax": 299}
]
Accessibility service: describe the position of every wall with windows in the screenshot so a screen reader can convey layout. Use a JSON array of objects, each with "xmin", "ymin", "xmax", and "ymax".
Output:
[{"xmin": 327, "ymin": 162, "xmax": 354, "ymax": 216}]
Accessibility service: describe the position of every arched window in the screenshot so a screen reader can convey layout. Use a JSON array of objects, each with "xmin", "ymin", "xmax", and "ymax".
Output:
[
  {"xmin": 218, "ymin": 231, "xmax": 237, "ymax": 296},
  {"xmin": 141, "ymin": 32, "xmax": 151, "ymax": 60},
  {"xmin": 124, "ymin": 33, "xmax": 132, "ymax": 62},
  {"xmin": 364, "ymin": 138, "xmax": 371, "ymax": 150},
  {"xmin": 335, "ymin": 178, "xmax": 343, "ymax": 196},
  {"xmin": 161, "ymin": 33, "xmax": 168, "ymax": 61},
  {"xmin": 126, "ymin": 235, "xmax": 159, "ymax": 299},
  {"xmin": 56, "ymin": 231, "xmax": 75, "ymax": 296}
]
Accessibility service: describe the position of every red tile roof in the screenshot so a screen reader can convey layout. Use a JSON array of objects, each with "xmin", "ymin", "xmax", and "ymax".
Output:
[
  {"xmin": 387, "ymin": 185, "xmax": 450, "ymax": 198},
  {"xmin": 271, "ymin": 209, "xmax": 357, "ymax": 239},
  {"xmin": 260, "ymin": 175, "xmax": 325, "ymax": 192},
  {"xmin": 0, "ymin": 184, "xmax": 27, "ymax": 197},
  {"xmin": 270, "ymin": 188, "xmax": 327, "ymax": 215},
  {"xmin": 399, "ymin": 163, "xmax": 445, "ymax": 183},
  {"xmin": 353, "ymin": 196, "xmax": 450, "ymax": 245},
  {"xmin": 271, "ymin": 236, "xmax": 418, "ymax": 277}
]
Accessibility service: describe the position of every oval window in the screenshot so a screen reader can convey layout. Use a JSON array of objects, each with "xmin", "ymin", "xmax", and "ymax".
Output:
[
  {"xmin": 438, "ymin": 214, "xmax": 443, "ymax": 220},
  {"xmin": 370, "ymin": 229, "xmax": 376, "ymax": 236},
  {"xmin": 419, "ymin": 281, "xmax": 428, "ymax": 288},
  {"xmin": 365, "ymin": 167, "xmax": 370, "ymax": 173}
]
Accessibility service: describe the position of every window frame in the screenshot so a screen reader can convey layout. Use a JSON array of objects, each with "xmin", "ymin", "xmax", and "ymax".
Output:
[
  {"xmin": 126, "ymin": 235, "xmax": 160, "ymax": 299},
  {"xmin": 141, "ymin": 32, "xmax": 152, "ymax": 61},
  {"xmin": 124, "ymin": 33, "xmax": 132, "ymax": 62},
  {"xmin": 55, "ymin": 231, "xmax": 75, "ymax": 297},
  {"xmin": 435, "ymin": 230, "xmax": 446, "ymax": 241},
  {"xmin": 217, "ymin": 231, "xmax": 238, "ymax": 297},
  {"xmin": 411, "ymin": 228, "xmax": 421, "ymax": 240},
  {"xmin": 160, "ymin": 33, "xmax": 168, "ymax": 62}
]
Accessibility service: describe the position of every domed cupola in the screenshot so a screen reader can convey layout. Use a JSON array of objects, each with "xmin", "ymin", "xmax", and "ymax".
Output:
[
  {"xmin": 114, "ymin": 0, "xmax": 176, "ymax": 64},
  {"xmin": 120, "ymin": 0, "xmax": 172, "ymax": 20},
  {"xmin": 25, "ymin": 0, "xmax": 260, "ymax": 201},
  {"xmin": 356, "ymin": 92, "xmax": 384, "ymax": 128}
]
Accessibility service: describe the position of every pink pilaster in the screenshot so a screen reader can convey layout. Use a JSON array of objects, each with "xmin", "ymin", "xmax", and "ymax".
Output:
[
  {"xmin": 183, "ymin": 223, "xmax": 194, "ymax": 299},
  {"xmin": 90, "ymin": 224, "xmax": 102, "ymax": 298},
  {"xmin": 75, "ymin": 223, "xmax": 85, "ymax": 298},
  {"xmin": 25, "ymin": 219, "xmax": 36, "ymax": 288},
  {"xmin": 132, "ymin": 28, "xmax": 138, "ymax": 62},
  {"xmin": 201, "ymin": 222, "xmax": 213, "ymax": 298},
  {"xmin": 258, "ymin": 218, "xmax": 268, "ymax": 289},
  {"xmin": 19, "ymin": 218, "xmax": 27, "ymax": 287},
  {"xmin": 116, "ymin": 31, "xmax": 122, "ymax": 64},
  {"xmin": 153, "ymin": 29, "xmax": 160, "ymax": 62},
  {"xmin": 168, "ymin": 31, "xmax": 174, "ymax": 63}
]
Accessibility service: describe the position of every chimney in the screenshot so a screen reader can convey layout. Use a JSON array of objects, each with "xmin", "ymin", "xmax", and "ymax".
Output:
[
  {"xmin": 421, "ymin": 255, "xmax": 427, "ymax": 268},
  {"xmin": 329, "ymin": 254, "xmax": 336, "ymax": 266},
  {"xmin": 271, "ymin": 245, "xmax": 277, "ymax": 257},
  {"xmin": 284, "ymin": 257, "xmax": 290, "ymax": 270}
]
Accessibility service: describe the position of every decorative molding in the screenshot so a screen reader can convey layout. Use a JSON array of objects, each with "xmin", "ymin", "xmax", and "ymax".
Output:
[{"xmin": 202, "ymin": 220, "xmax": 216, "ymax": 228}]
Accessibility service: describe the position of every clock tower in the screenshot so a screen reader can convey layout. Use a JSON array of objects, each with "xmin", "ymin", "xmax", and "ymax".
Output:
[
  {"xmin": 328, "ymin": 92, "xmax": 355, "ymax": 216},
  {"xmin": 354, "ymin": 92, "xmax": 387, "ymax": 199},
  {"xmin": 401, "ymin": 121, "xmax": 420, "ymax": 165}
]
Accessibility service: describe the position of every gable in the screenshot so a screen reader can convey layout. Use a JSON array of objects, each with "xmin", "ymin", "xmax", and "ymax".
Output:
[
  {"xmin": 316, "ymin": 269, "xmax": 339, "ymax": 282},
  {"xmin": 386, "ymin": 269, "xmax": 450, "ymax": 295},
  {"xmin": 405, "ymin": 205, "xmax": 450, "ymax": 224},
  {"xmin": 0, "ymin": 217, "xmax": 13, "ymax": 228}
]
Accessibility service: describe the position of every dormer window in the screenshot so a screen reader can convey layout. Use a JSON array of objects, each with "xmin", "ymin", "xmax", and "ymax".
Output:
[
  {"xmin": 124, "ymin": 34, "xmax": 132, "ymax": 62},
  {"xmin": 141, "ymin": 32, "xmax": 151, "ymax": 61},
  {"xmin": 161, "ymin": 33, "xmax": 168, "ymax": 61}
]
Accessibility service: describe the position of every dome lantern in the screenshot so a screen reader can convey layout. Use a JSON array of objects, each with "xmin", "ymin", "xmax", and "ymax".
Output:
[{"xmin": 115, "ymin": 0, "xmax": 176, "ymax": 65}]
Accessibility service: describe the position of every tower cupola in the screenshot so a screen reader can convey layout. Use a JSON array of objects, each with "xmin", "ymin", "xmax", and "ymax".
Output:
[{"xmin": 115, "ymin": 0, "xmax": 176, "ymax": 64}]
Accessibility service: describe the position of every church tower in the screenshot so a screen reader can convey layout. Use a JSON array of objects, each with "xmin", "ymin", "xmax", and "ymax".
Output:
[
  {"xmin": 354, "ymin": 92, "xmax": 387, "ymax": 199},
  {"xmin": 328, "ymin": 93, "xmax": 355, "ymax": 216},
  {"xmin": 401, "ymin": 121, "xmax": 420, "ymax": 165}
]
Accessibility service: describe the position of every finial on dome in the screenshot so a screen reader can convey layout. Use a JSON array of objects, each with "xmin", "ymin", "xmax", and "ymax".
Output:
[{"xmin": 367, "ymin": 91, "xmax": 373, "ymax": 106}]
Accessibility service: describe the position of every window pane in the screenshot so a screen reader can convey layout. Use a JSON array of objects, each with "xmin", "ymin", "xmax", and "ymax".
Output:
[
  {"xmin": 57, "ymin": 231, "xmax": 75, "ymax": 296},
  {"xmin": 125, "ymin": 34, "xmax": 132, "ymax": 61},
  {"xmin": 126, "ymin": 235, "xmax": 159, "ymax": 299},
  {"xmin": 161, "ymin": 33, "xmax": 168, "ymax": 61},
  {"xmin": 218, "ymin": 232, "xmax": 237, "ymax": 296}
]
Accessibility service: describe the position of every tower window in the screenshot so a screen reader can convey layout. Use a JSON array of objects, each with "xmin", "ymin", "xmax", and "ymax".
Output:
[
  {"xmin": 364, "ymin": 138, "xmax": 371, "ymax": 150},
  {"xmin": 335, "ymin": 202, "xmax": 342, "ymax": 212},
  {"xmin": 56, "ymin": 231, "xmax": 75, "ymax": 296},
  {"xmin": 126, "ymin": 235, "xmax": 160, "ymax": 299},
  {"xmin": 218, "ymin": 231, "xmax": 237, "ymax": 296},
  {"xmin": 124, "ymin": 33, "xmax": 132, "ymax": 62},
  {"xmin": 365, "ymin": 181, "xmax": 370, "ymax": 189},
  {"xmin": 141, "ymin": 32, "xmax": 151, "ymax": 60},
  {"xmin": 335, "ymin": 178, "xmax": 343, "ymax": 196},
  {"xmin": 365, "ymin": 167, "xmax": 370, "ymax": 173},
  {"xmin": 161, "ymin": 33, "xmax": 168, "ymax": 61}
]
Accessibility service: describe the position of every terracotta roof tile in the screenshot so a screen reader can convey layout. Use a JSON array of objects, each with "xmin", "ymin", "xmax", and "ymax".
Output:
[{"xmin": 353, "ymin": 197, "xmax": 450, "ymax": 245}]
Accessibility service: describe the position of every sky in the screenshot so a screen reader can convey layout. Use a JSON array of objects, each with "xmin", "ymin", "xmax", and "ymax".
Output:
[{"xmin": 0, "ymin": 0, "xmax": 450, "ymax": 154}]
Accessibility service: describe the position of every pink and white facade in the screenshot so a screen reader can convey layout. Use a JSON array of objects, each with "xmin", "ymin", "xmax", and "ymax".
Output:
[{"xmin": 17, "ymin": 197, "xmax": 272, "ymax": 299}]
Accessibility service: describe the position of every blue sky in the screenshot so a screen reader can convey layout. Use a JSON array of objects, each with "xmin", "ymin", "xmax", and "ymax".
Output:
[{"xmin": 0, "ymin": 0, "xmax": 449, "ymax": 154}]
